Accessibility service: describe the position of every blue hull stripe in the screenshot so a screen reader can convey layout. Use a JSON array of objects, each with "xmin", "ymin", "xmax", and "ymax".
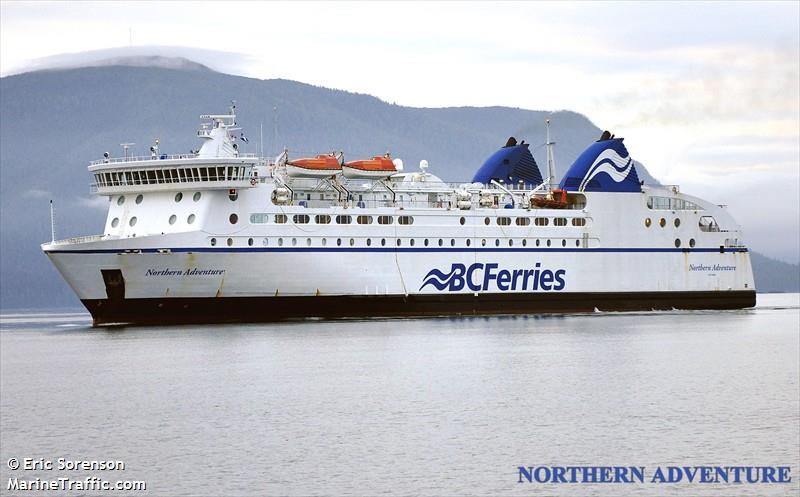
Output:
[{"xmin": 46, "ymin": 247, "xmax": 750, "ymax": 255}]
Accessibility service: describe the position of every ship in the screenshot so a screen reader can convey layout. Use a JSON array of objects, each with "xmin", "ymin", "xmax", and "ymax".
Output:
[{"xmin": 42, "ymin": 107, "xmax": 756, "ymax": 325}]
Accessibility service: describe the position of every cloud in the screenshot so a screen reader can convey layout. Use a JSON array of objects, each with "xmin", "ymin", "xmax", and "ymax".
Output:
[
  {"xmin": 23, "ymin": 188, "xmax": 53, "ymax": 199},
  {"xmin": 75, "ymin": 196, "xmax": 109, "ymax": 210}
]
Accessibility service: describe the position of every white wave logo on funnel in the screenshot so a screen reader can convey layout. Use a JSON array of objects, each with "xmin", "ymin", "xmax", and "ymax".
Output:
[{"xmin": 579, "ymin": 149, "xmax": 634, "ymax": 192}]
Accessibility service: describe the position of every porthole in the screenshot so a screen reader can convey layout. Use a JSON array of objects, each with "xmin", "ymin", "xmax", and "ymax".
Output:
[
  {"xmin": 210, "ymin": 238, "xmax": 217, "ymax": 246},
  {"xmin": 227, "ymin": 238, "xmax": 233, "ymax": 247},
  {"xmin": 495, "ymin": 239, "xmax": 500, "ymax": 247},
  {"xmin": 410, "ymin": 239, "xmax": 415, "ymax": 247},
  {"xmin": 381, "ymin": 239, "xmax": 386, "ymax": 246},
  {"xmin": 484, "ymin": 217, "xmax": 490, "ymax": 225},
  {"xmin": 438, "ymin": 239, "xmax": 443, "ymax": 247},
  {"xmin": 675, "ymin": 238, "xmax": 681, "ymax": 248},
  {"xmin": 481, "ymin": 239, "xmax": 487, "ymax": 246},
  {"xmin": 293, "ymin": 214, "xmax": 309, "ymax": 224},
  {"xmin": 228, "ymin": 190, "xmax": 238, "ymax": 201},
  {"xmin": 576, "ymin": 239, "xmax": 580, "ymax": 247},
  {"xmin": 398, "ymin": 216, "xmax": 414, "ymax": 225},
  {"xmin": 292, "ymin": 238, "xmax": 297, "ymax": 246},
  {"xmin": 451, "ymin": 239, "xmax": 456, "ymax": 247},
  {"xmin": 424, "ymin": 239, "xmax": 429, "ymax": 247},
  {"xmin": 546, "ymin": 239, "xmax": 552, "ymax": 247},
  {"xmin": 536, "ymin": 239, "xmax": 540, "ymax": 247},
  {"xmin": 349, "ymin": 238, "xmax": 355, "ymax": 246},
  {"xmin": 516, "ymin": 217, "xmax": 531, "ymax": 226},
  {"xmin": 187, "ymin": 214, "xmax": 196, "ymax": 224},
  {"xmin": 229, "ymin": 213, "xmax": 239, "ymax": 224},
  {"xmin": 674, "ymin": 218, "xmax": 681, "ymax": 228},
  {"xmin": 316, "ymin": 214, "xmax": 331, "ymax": 224},
  {"xmin": 262, "ymin": 238, "xmax": 269, "ymax": 246},
  {"xmin": 193, "ymin": 192, "xmax": 201, "ymax": 202},
  {"xmin": 129, "ymin": 216, "xmax": 137, "ymax": 227},
  {"xmin": 248, "ymin": 238, "xmax": 254, "ymax": 246},
  {"xmin": 337, "ymin": 238, "xmax": 342, "ymax": 246},
  {"xmin": 522, "ymin": 239, "xmax": 527, "ymax": 247},
  {"xmin": 689, "ymin": 238, "xmax": 696, "ymax": 248},
  {"xmin": 175, "ymin": 192, "xmax": 183, "ymax": 203},
  {"xmin": 275, "ymin": 214, "xmax": 287, "ymax": 224},
  {"xmin": 509, "ymin": 239, "xmax": 513, "ymax": 247},
  {"xmin": 321, "ymin": 238, "xmax": 327, "ymax": 246},
  {"xmin": 562, "ymin": 239, "xmax": 567, "ymax": 247},
  {"xmin": 397, "ymin": 239, "xmax": 402, "ymax": 246},
  {"xmin": 367, "ymin": 238, "xmax": 372, "ymax": 246},
  {"xmin": 278, "ymin": 238, "xmax": 284, "ymax": 246},
  {"xmin": 169, "ymin": 214, "xmax": 177, "ymax": 225},
  {"xmin": 306, "ymin": 238, "xmax": 312, "ymax": 246},
  {"xmin": 466, "ymin": 239, "xmax": 471, "ymax": 247},
  {"xmin": 111, "ymin": 217, "xmax": 119, "ymax": 228},
  {"xmin": 135, "ymin": 194, "xmax": 143, "ymax": 204},
  {"xmin": 645, "ymin": 218, "xmax": 652, "ymax": 227},
  {"xmin": 460, "ymin": 217, "xmax": 466, "ymax": 225},
  {"xmin": 117, "ymin": 196, "xmax": 125, "ymax": 205},
  {"xmin": 571, "ymin": 218, "xmax": 586, "ymax": 227},
  {"xmin": 659, "ymin": 218, "xmax": 666, "ymax": 227},
  {"xmin": 357, "ymin": 215, "xmax": 372, "ymax": 225}
]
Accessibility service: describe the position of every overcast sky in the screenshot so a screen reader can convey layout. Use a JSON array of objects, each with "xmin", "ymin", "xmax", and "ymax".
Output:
[{"xmin": 1, "ymin": 1, "xmax": 798, "ymax": 262}]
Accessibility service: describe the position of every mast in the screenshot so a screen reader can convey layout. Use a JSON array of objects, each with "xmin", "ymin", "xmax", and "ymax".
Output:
[
  {"xmin": 49, "ymin": 200, "xmax": 56, "ymax": 242},
  {"xmin": 546, "ymin": 119, "xmax": 557, "ymax": 190}
]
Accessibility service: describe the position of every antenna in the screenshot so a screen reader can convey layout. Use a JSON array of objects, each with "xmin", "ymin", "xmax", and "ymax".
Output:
[
  {"xmin": 120, "ymin": 143, "xmax": 135, "ymax": 160},
  {"xmin": 50, "ymin": 200, "xmax": 56, "ymax": 242},
  {"xmin": 545, "ymin": 119, "xmax": 557, "ymax": 190},
  {"xmin": 273, "ymin": 106, "xmax": 278, "ymax": 156}
]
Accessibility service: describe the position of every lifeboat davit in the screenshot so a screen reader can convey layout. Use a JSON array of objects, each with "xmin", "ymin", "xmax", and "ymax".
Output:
[
  {"xmin": 286, "ymin": 154, "xmax": 342, "ymax": 178},
  {"xmin": 342, "ymin": 156, "xmax": 397, "ymax": 179},
  {"xmin": 531, "ymin": 189, "xmax": 569, "ymax": 209}
]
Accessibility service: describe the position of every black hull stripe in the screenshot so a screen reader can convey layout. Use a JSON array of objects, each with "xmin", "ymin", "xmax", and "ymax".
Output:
[
  {"xmin": 83, "ymin": 291, "xmax": 756, "ymax": 326},
  {"xmin": 50, "ymin": 247, "xmax": 749, "ymax": 254}
]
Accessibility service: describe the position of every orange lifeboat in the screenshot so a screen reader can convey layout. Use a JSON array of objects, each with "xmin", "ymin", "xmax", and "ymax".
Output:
[
  {"xmin": 531, "ymin": 189, "xmax": 569, "ymax": 209},
  {"xmin": 286, "ymin": 154, "xmax": 342, "ymax": 178},
  {"xmin": 342, "ymin": 156, "xmax": 397, "ymax": 179}
]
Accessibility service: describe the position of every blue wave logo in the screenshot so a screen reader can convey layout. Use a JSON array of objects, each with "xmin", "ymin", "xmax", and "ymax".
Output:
[{"xmin": 420, "ymin": 266, "xmax": 462, "ymax": 291}]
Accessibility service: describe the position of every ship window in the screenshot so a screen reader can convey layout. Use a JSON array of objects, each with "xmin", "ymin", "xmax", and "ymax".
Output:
[
  {"xmin": 169, "ymin": 214, "xmax": 177, "ymax": 225},
  {"xmin": 129, "ymin": 216, "xmax": 137, "ymax": 227},
  {"xmin": 466, "ymin": 239, "xmax": 471, "ymax": 247},
  {"xmin": 307, "ymin": 238, "xmax": 312, "ymax": 246},
  {"xmin": 367, "ymin": 238, "xmax": 372, "ymax": 246},
  {"xmin": 229, "ymin": 213, "xmax": 239, "ymax": 224},
  {"xmin": 193, "ymin": 192, "xmax": 201, "ymax": 202},
  {"xmin": 438, "ymin": 239, "xmax": 443, "ymax": 247},
  {"xmin": 135, "ymin": 194, "xmax": 143, "ymax": 204},
  {"xmin": 536, "ymin": 239, "xmax": 540, "ymax": 246},
  {"xmin": 699, "ymin": 216, "xmax": 719, "ymax": 232},
  {"xmin": 337, "ymin": 238, "xmax": 342, "ymax": 246},
  {"xmin": 451, "ymin": 239, "xmax": 456, "ymax": 247},
  {"xmin": 481, "ymin": 239, "xmax": 486, "ymax": 246},
  {"xmin": 156, "ymin": 170, "xmax": 165, "ymax": 183},
  {"xmin": 229, "ymin": 190, "xmax": 238, "ymax": 201},
  {"xmin": 250, "ymin": 213, "xmax": 268, "ymax": 224},
  {"xmin": 263, "ymin": 238, "xmax": 269, "ymax": 246},
  {"xmin": 509, "ymin": 239, "xmax": 513, "ymax": 247},
  {"xmin": 398, "ymin": 216, "xmax": 414, "ymax": 225},
  {"xmin": 410, "ymin": 239, "xmax": 415, "ymax": 246},
  {"xmin": 316, "ymin": 214, "xmax": 331, "ymax": 224},
  {"xmin": 117, "ymin": 196, "xmax": 125, "ymax": 206},
  {"xmin": 111, "ymin": 217, "xmax": 119, "ymax": 228},
  {"xmin": 554, "ymin": 218, "xmax": 568, "ymax": 226},
  {"xmin": 292, "ymin": 238, "xmax": 297, "ymax": 246},
  {"xmin": 689, "ymin": 238, "xmax": 696, "ymax": 247},
  {"xmin": 381, "ymin": 239, "xmax": 386, "ymax": 246},
  {"xmin": 460, "ymin": 217, "xmax": 466, "ymax": 225},
  {"xmin": 424, "ymin": 239, "xmax": 429, "ymax": 246},
  {"xmin": 675, "ymin": 238, "xmax": 681, "ymax": 248},
  {"xmin": 497, "ymin": 217, "xmax": 511, "ymax": 226},
  {"xmin": 546, "ymin": 239, "xmax": 551, "ymax": 247},
  {"xmin": 659, "ymin": 218, "xmax": 666, "ymax": 227},
  {"xmin": 275, "ymin": 214, "xmax": 287, "ymax": 224},
  {"xmin": 645, "ymin": 217, "xmax": 652, "ymax": 227},
  {"xmin": 321, "ymin": 238, "xmax": 327, "ymax": 246},
  {"xmin": 336, "ymin": 215, "xmax": 352, "ymax": 224},
  {"xmin": 397, "ymin": 239, "xmax": 402, "ymax": 246},
  {"xmin": 522, "ymin": 239, "xmax": 527, "ymax": 247},
  {"xmin": 293, "ymin": 214, "xmax": 309, "ymax": 224},
  {"xmin": 674, "ymin": 218, "xmax": 681, "ymax": 228},
  {"xmin": 572, "ymin": 218, "xmax": 586, "ymax": 227},
  {"xmin": 484, "ymin": 217, "xmax": 490, "ymax": 225},
  {"xmin": 278, "ymin": 238, "xmax": 284, "ymax": 246},
  {"xmin": 378, "ymin": 215, "xmax": 393, "ymax": 225},
  {"xmin": 179, "ymin": 169, "xmax": 187, "ymax": 182},
  {"xmin": 516, "ymin": 217, "xmax": 530, "ymax": 226},
  {"xmin": 534, "ymin": 218, "xmax": 549, "ymax": 226},
  {"xmin": 575, "ymin": 240, "xmax": 580, "ymax": 247},
  {"xmin": 175, "ymin": 192, "xmax": 183, "ymax": 203},
  {"xmin": 187, "ymin": 214, "xmax": 196, "ymax": 224},
  {"xmin": 227, "ymin": 238, "xmax": 233, "ymax": 247},
  {"xmin": 357, "ymin": 215, "xmax": 373, "ymax": 225},
  {"xmin": 210, "ymin": 238, "xmax": 216, "ymax": 246},
  {"xmin": 562, "ymin": 239, "xmax": 567, "ymax": 247},
  {"xmin": 248, "ymin": 238, "xmax": 253, "ymax": 246}
]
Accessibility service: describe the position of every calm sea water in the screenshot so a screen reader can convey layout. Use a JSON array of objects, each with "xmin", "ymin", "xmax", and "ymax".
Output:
[{"xmin": 1, "ymin": 294, "xmax": 798, "ymax": 497}]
